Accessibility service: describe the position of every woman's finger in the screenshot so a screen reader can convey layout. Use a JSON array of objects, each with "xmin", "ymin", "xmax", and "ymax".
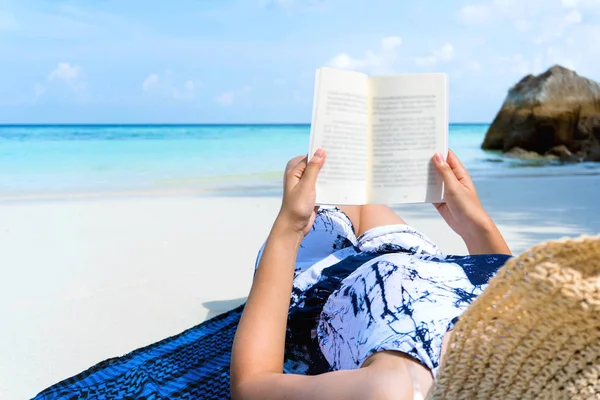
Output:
[
  {"xmin": 284, "ymin": 156, "xmax": 307, "ymax": 191},
  {"xmin": 433, "ymin": 153, "xmax": 459, "ymax": 192},
  {"xmin": 285, "ymin": 155, "xmax": 306, "ymax": 174},
  {"xmin": 447, "ymin": 150, "xmax": 470, "ymax": 183}
]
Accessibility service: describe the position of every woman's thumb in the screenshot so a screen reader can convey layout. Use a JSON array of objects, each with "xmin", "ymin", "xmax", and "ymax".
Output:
[{"xmin": 301, "ymin": 148, "xmax": 326, "ymax": 186}]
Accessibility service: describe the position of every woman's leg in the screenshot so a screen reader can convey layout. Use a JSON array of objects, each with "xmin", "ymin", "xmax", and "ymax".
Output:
[
  {"xmin": 356, "ymin": 205, "xmax": 407, "ymax": 237},
  {"xmin": 337, "ymin": 206, "xmax": 362, "ymax": 235}
]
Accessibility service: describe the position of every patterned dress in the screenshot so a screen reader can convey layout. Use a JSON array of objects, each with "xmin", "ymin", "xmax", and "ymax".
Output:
[{"xmin": 256, "ymin": 208, "xmax": 510, "ymax": 377}]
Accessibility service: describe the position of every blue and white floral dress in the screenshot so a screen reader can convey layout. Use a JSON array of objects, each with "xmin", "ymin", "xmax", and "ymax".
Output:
[{"xmin": 255, "ymin": 208, "xmax": 510, "ymax": 377}]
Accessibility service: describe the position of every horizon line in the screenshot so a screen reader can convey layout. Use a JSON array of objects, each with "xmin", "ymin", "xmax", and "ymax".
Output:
[{"xmin": 0, "ymin": 122, "xmax": 491, "ymax": 127}]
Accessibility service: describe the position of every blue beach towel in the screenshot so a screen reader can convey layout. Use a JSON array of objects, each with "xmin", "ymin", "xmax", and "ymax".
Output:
[
  {"xmin": 32, "ymin": 253, "xmax": 508, "ymax": 400},
  {"xmin": 33, "ymin": 305, "xmax": 244, "ymax": 400}
]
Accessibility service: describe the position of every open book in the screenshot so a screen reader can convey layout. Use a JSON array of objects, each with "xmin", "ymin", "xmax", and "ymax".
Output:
[{"xmin": 308, "ymin": 67, "xmax": 448, "ymax": 205}]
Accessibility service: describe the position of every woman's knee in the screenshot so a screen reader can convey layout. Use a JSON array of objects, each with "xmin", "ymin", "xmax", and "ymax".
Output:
[{"xmin": 357, "ymin": 205, "xmax": 407, "ymax": 237}]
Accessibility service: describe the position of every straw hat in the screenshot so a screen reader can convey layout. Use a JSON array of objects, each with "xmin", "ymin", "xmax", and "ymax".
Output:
[{"xmin": 429, "ymin": 235, "xmax": 600, "ymax": 400}]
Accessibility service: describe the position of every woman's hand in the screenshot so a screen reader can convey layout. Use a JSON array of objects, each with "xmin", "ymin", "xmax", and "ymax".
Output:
[
  {"xmin": 276, "ymin": 149, "xmax": 326, "ymax": 238},
  {"xmin": 432, "ymin": 150, "xmax": 488, "ymax": 237},
  {"xmin": 432, "ymin": 150, "xmax": 510, "ymax": 255}
]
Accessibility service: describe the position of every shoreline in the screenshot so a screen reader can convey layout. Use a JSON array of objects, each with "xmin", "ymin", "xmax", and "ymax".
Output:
[{"xmin": 1, "ymin": 165, "xmax": 600, "ymax": 204}]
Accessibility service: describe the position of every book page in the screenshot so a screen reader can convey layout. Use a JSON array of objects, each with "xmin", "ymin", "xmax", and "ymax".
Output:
[
  {"xmin": 309, "ymin": 67, "xmax": 369, "ymax": 205},
  {"xmin": 368, "ymin": 74, "xmax": 447, "ymax": 204}
]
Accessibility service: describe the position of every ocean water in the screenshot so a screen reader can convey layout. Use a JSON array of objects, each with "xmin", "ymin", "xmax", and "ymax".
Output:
[{"xmin": 1, "ymin": 124, "xmax": 598, "ymax": 199}]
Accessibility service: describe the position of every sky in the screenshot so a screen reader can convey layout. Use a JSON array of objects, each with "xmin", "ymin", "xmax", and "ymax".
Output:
[{"xmin": 0, "ymin": 0, "xmax": 599, "ymax": 124}]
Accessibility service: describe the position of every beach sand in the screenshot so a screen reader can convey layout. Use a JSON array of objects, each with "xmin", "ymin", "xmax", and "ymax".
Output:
[{"xmin": 1, "ymin": 174, "xmax": 599, "ymax": 399}]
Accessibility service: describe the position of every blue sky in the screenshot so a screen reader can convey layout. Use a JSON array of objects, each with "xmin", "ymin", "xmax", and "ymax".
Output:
[{"xmin": 1, "ymin": 0, "xmax": 599, "ymax": 123}]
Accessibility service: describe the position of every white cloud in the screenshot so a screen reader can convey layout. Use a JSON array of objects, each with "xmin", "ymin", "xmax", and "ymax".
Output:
[
  {"xmin": 142, "ymin": 72, "xmax": 200, "ymax": 102},
  {"xmin": 215, "ymin": 86, "xmax": 251, "ymax": 106},
  {"xmin": 33, "ymin": 62, "xmax": 86, "ymax": 99},
  {"xmin": 564, "ymin": 10, "xmax": 582, "ymax": 25},
  {"xmin": 496, "ymin": 47, "xmax": 580, "ymax": 77},
  {"xmin": 48, "ymin": 62, "xmax": 84, "ymax": 89},
  {"xmin": 436, "ymin": 43, "xmax": 455, "ymax": 62},
  {"xmin": 327, "ymin": 36, "xmax": 402, "ymax": 73},
  {"xmin": 415, "ymin": 42, "xmax": 455, "ymax": 67},
  {"xmin": 454, "ymin": 0, "xmax": 600, "ymax": 80},
  {"xmin": 532, "ymin": 8, "xmax": 584, "ymax": 45},
  {"xmin": 381, "ymin": 36, "xmax": 403, "ymax": 50},
  {"xmin": 142, "ymin": 73, "xmax": 160, "ymax": 92},
  {"xmin": 457, "ymin": 4, "xmax": 491, "ymax": 25},
  {"xmin": 328, "ymin": 53, "xmax": 367, "ymax": 70}
]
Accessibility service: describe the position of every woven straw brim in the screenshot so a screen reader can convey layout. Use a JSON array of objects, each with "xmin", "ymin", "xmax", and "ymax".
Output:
[{"xmin": 429, "ymin": 235, "xmax": 600, "ymax": 400}]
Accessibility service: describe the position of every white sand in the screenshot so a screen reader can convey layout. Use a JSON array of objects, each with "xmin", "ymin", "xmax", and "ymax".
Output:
[
  {"xmin": 0, "ymin": 197, "xmax": 277, "ymax": 399},
  {"xmin": 1, "ymin": 174, "xmax": 599, "ymax": 398}
]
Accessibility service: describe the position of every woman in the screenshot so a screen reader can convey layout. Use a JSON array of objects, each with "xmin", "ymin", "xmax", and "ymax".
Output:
[{"xmin": 230, "ymin": 149, "xmax": 511, "ymax": 399}]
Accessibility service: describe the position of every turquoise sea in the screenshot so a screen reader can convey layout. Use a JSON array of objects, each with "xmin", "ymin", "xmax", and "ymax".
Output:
[{"xmin": 1, "ymin": 124, "xmax": 599, "ymax": 199}]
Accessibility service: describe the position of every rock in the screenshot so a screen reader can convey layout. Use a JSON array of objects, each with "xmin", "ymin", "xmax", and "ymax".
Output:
[
  {"xmin": 546, "ymin": 144, "xmax": 571, "ymax": 157},
  {"xmin": 585, "ymin": 145, "xmax": 600, "ymax": 162},
  {"xmin": 505, "ymin": 147, "xmax": 544, "ymax": 160},
  {"xmin": 482, "ymin": 65, "xmax": 600, "ymax": 162},
  {"xmin": 545, "ymin": 145, "xmax": 581, "ymax": 163},
  {"xmin": 505, "ymin": 147, "xmax": 560, "ymax": 161}
]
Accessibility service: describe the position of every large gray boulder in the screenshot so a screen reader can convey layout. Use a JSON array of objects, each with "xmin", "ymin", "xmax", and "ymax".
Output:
[{"xmin": 482, "ymin": 65, "xmax": 600, "ymax": 162}]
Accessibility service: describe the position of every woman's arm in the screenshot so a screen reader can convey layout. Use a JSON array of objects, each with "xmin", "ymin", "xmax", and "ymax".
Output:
[
  {"xmin": 230, "ymin": 220, "xmax": 302, "ymax": 385},
  {"xmin": 232, "ymin": 365, "xmax": 412, "ymax": 400},
  {"xmin": 232, "ymin": 150, "xmax": 381, "ymax": 400},
  {"xmin": 230, "ymin": 151, "xmax": 321, "ymax": 389},
  {"xmin": 459, "ymin": 215, "xmax": 510, "ymax": 255},
  {"xmin": 432, "ymin": 150, "xmax": 511, "ymax": 255}
]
